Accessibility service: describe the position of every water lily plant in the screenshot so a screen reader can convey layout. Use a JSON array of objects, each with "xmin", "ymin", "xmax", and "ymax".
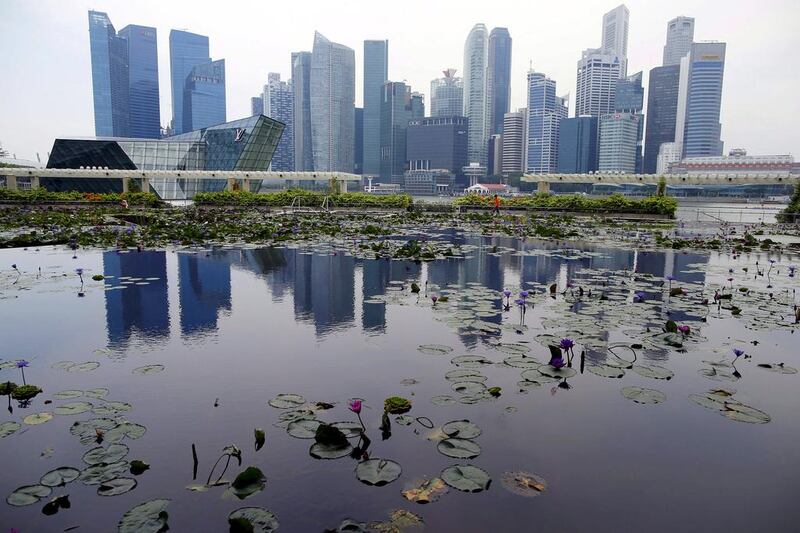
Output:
[
  {"xmin": 348, "ymin": 398, "xmax": 365, "ymax": 430},
  {"xmin": 633, "ymin": 291, "xmax": 646, "ymax": 303},
  {"xmin": 559, "ymin": 338, "xmax": 577, "ymax": 366},
  {"xmin": 16, "ymin": 360, "xmax": 29, "ymax": 385},
  {"xmin": 677, "ymin": 324, "xmax": 691, "ymax": 336}
]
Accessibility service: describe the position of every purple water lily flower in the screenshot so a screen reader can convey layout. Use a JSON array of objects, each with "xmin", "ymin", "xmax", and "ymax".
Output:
[
  {"xmin": 633, "ymin": 291, "xmax": 646, "ymax": 303},
  {"xmin": 514, "ymin": 298, "xmax": 525, "ymax": 307},
  {"xmin": 502, "ymin": 289, "xmax": 512, "ymax": 298},
  {"xmin": 520, "ymin": 290, "xmax": 529, "ymax": 299},
  {"xmin": 559, "ymin": 338, "xmax": 575, "ymax": 350},
  {"xmin": 16, "ymin": 360, "xmax": 29, "ymax": 385},
  {"xmin": 677, "ymin": 325, "xmax": 691, "ymax": 335},
  {"xmin": 549, "ymin": 355, "xmax": 565, "ymax": 369},
  {"xmin": 666, "ymin": 275, "xmax": 676, "ymax": 281},
  {"xmin": 732, "ymin": 348, "xmax": 745, "ymax": 357},
  {"xmin": 431, "ymin": 295, "xmax": 438, "ymax": 305},
  {"xmin": 789, "ymin": 265, "xmax": 796, "ymax": 277}
]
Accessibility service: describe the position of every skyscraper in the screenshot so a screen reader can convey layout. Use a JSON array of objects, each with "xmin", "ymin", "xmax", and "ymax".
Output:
[
  {"xmin": 251, "ymin": 96, "xmax": 263, "ymax": 116},
  {"xmin": 292, "ymin": 51, "xmax": 313, "ymax": 171},
  {"xmin": 310, "ymin": 32, "xmax": 355, "ymax": 172},
  {"xmin": 575, "ymin": 49, "xmax": 622, "ymax": 117},
  {"xmin": 118, "ymin": 24, "xmax": 160, "ymax": 138},
  {"xmin": 407, "ymin": 116, "xmax": 469, "ymax": 186},
  {"xmin": 557, "ymin": 116, "xmax": 599, "ymax": 173},
  {"xmin": 502, "ymin": 109, "xmax": 527, "ymax": 175},
  {"xmin": 601, "ymin": 4, "xmax": 629, "ymax": 78},
  {"xmin": 354, "ymin": 107, "xmax": 364, "ymax": 175},
  {"xmin": 184, "ymin": 59, "xmax": 226, "ymax": 131},
  {"xmin": 430, "ymin": 69, "xmax": 464, "ymax": 117},
  {"xmin": 614, "ymin": 71, "xmax": 644, "ymax": 172},
  {"xmin": 643, "ymin": 64, "xmax": 680, "ymax": 173},
  {"xmin": 599, "ymin": 113, "xmax": 640, "ymax": 173},
  {"xmin": 363, "ymin": 40, "xmax": 388, "ymax": 176},
  {"xmin": 380, "ymin": 81, "xmax": 420, "ymax": 184},
  {"xmin": 663, "ymin": 16, "xmax": 695, "ymax": 66},
  {"xmin": 682, "ymin": 42, "xmax": 726, "ymax": 158},
  {"xmin": 169, "ymin": 30, "xmax": 210, "ymax": 135},
  {"xmin": 263, "ymin": 73, "xmax": 294, "ymax": 171},
  {"xmin": 463, "ymin": 24, "xmax": 489, "ymax": 166},
  {"xmin": 486, "ymin": 28, "xmax": 512, "ymax": 136},
  {"xmin": 526, "ymin": 71, "xmax": 567, "ymax": 173}
]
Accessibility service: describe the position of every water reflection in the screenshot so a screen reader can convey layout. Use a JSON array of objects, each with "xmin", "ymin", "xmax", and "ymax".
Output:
[{"xmin": 178, "ymin": 251, "xmax": 231, "ymax": 338}]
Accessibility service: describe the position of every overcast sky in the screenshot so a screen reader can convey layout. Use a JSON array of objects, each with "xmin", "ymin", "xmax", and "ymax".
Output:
[{"xmin": 0, "ymin": 0, "xmax": 798, "ymax": 161}]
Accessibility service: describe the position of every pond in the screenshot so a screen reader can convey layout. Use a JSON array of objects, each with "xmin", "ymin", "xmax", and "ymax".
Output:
[{"xmin": 1, "ymin": 232, "xmax": 799, "ymax": 532}]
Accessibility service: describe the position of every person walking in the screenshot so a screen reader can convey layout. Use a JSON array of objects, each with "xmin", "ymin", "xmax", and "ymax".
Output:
[{"xmin": 493, "ymin": 194, "xmax": 501, "ymax": 216}]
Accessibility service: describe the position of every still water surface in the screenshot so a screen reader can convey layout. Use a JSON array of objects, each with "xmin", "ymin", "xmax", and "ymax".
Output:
[{"xmin": 1, "ymin": 234, "xmax": 798, "ymax": 532}]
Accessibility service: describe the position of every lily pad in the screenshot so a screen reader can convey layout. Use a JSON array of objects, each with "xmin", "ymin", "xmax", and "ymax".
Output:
[
  {"xmin": 23, "ymin": 412, "xmax": 53, "ymax": 425},
  {"xmin": 722, "ymin": 403, "xmax": 771, "ymax": 424},
  {"xmin": 104, "ymin": 422, "xmax": 147, "ymax": 443},
  {"xmin": 118, "ymin": 498, "xmax": 170, "ymax": 533},
  {"xmin": 355, "ymin": 459, "xmax": 402, "ymax": 486},
  {"xmin": 98, "ymin": 477, "xmax": 137, "ymax": 496},
  {"xmin": 40, "ymin": 467, "xmax": 81, "ymax": 487},
  {"xmin": 440, "ymin": 465, "xmax": 491, "ymax": 493},
  {"xmin": 227, "ymin": 467, "xmax": 266, "ymax": 500},
  {"xmin": 51, "ymin": 361, "xmax": 76, "ymax": 370},
  {"xmin": 494, "ymin": 343, "xmax": 531, "ymax": 355},
  {"xmin": 92, "ymin": 400, "xmax": 133, "ymax": 415},
  {"xmin": 330, "ymin": 421, "xmax": 365, "ymax": 438},
  {"xmin": 6, "ymin": 484, "xmax": 52, "ymax": 506},
  {"xmin": 384, "ymin": 396, "xmax": 412, "ymax": 414},
  {"xmin": 502, "ymin": 355, "xmax": 541, "ymax": 368},
  {"xmin": 537, "ymin": 364, "xmax": 577, "ymax": 379},
  {"xmin": 445, "ymin": 369, "xmax": 487, "ymax": 382},
  {"xmin": 268, "ymin": 393, "xmax": 306, "ymax": 409},
  {"xmin": 11, "ymin": 384, "xmax": 43, "ymax": 401},
  {"xmin": 402, "ymin": 477, "xmax": 449, "ymax": 504},
  {"xmin": 54, "ymin": 401, "xmax": 94, "ymax": 416},
  {"xmin": 0, "ymin": 421, "xmax": 21, "ymax": 438},
  {"xmin": 632, "ymin": 364, "xmax": 674, "ymax": 380},
  {"xmin": 132, "ymin": 364, "xmax": 165, "ymax": 375},
  {"xmin": 287, "ymin": 419, "xmax": 322, "ymax": 439},
  {"xmin": 67, "ymin": 361, "xmax": 101, "ymax": 372},
  {"xmin": 130, "ymin": 460, "xmax": 150, "ymax": 475},
  {"xmin": 586, "ymin": 365, "xmax": 625, "ymax": 379},
  {"xmin": 79, "ymin": 461, "xmax": 130, "ymax": 485},
  {"xmin": 442, "ymin": 419, "xmax": 482, "ymax": 439},
  {"xmin": 53, "ymin": 390, "xmax": 84, "ymax": 399},
  {"xmin": 42, "ymin": 494, "xmax": 71, "ymax": 515},
  {"xmin": 85, "ymin": 387, "xmax": 110, "ymax": 399},
  {"xmin": 255, "ymin": 428, "xmax": 266, "ymax": 451},
  {"xmin": 431, "ymin": 395, "xmax": 456, "ymax": 406},
  {"xmin": 309, "ymin": 442, "xmax": 353, "ymax": 460},
  {"xmin": 451, "ymin": 354, "xmax": 493, "ymax": 368},
  {"xmin": 501, "ymin": 471, "xmax": 548, "ymax": 497},
  {"xmin": 621, "ymin": 386, "xmax": 666, "ymax": 405},
  {"xmin": 437, "ymin": 438, "xmax": 482, "ymax": 459},
  {"xmin": 395, "ymin": 415, "xmax": 414, "ymax": 426},
  {"xmin": 757, "ymin": 363, "xmax": 798, "ymax": 375},
  {"xmin": 82, "ymin": 443, "xmax": 129, "ymax": 465},
  {"xmin": 417, "ymin": 344, "xmax": 453, "ymax": 355},
  {"xmin": 451, "ymin": 381, "xmax": 487, "ymax": 395},
  {"xmin": 228, "ymin": 507, "xmax": 280, "ymax": 533}
]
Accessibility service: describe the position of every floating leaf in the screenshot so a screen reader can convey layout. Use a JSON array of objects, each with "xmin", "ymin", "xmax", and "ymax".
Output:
[
  {"xmin": 286, "ymin": 419, "xmax": 322, "ymax": 439},
  {"xmin": 437, "ymin": 438, "xmax": 481, "ymax": 459},
  {"xmin": 132, "ymin": 364, "xmax": 165, "ymax": 375},
  {"xmin": 384, "ymin": 396, "xmax": 412, "ymax": 414},
  {"xmin": 85, "ymin": 388, "xmax": 110, "ymax": 399},
  {"xmin": 6, "ymin": 484, "xmax": 52, "ymax": 506},
  {"xmin": 632, "ymin": 364, "xmax": 674, "ymax": 380},
  {"xmin": 537, "ymin": 364, "xmax": 577, "ymax": 379},
  {"xmin": 722, "ymin": 403, "xmax": 771, "ymax": 424},
  {"xmin": 67, "ymin": 361, "xmax": 100, "ymax": 372},
  {"xmin": 445, "ymin": 369, "xmax": 488, "ymax": 382},
  {"xmin": 268, "ymin": 393, "xmax": 306, "ymax": 409},
  {"xmin": 227, "ymin": 467, "xmax": 266, "ymax": 500},
  {"xmin": 0, "ymin": 421, "xmax": 21, "ymax": 438},
  {"xmin": 369, "ymin": 509, "xmax": 425, "ymax": 532},
  {"xmin": 450, "ymin": 355, "xmax": 493, "ymax": 368},
  {"xmin": 519, "ymin": 370, "xmax": 559, "ymax": 386},
  {"xmin": 130, "ymin": 460, "xmax": 150, "ymax": 476},
  {"xmin": 395, "ymin": 415, "xmax": 414, "ymax": 426},
  {"xmin": 440, "ymin": 465, "xmax": 491, "ymax": 493},
  {"xmin": 328, "ymin": 518, "xmax": 368, "ymax": 532},
  {"xmin": 621, "ymin": 386, "xmax": 666, "ymax": 405},
  {"xmin": 501, "ymin": 355, "xmax": 541, "ymax": 369},
  {"xmin": 501, "ymin": 471, "xmax": 548, "ymax": 497},
  {"xmin": 757, "ymin": 363, "xmax": 798, "ymax": 375},
  {"xmin": 51, "ymin": 361, "xmax": 76, "ymax": 370},
  {"xmin": 228, "ymin": 507, "xmax": 280, "ymax": 533},
  {"xmin": 402, "ymin": 477, "xmax": 449, "ymax": 504},
  {"xmin": 40, "ymin": 467, "xmax": 81, "ymax": 487},
  {"xmin": 42, "ymin": 494, "xmax": 71, "ymax": 515},
  {"xmin": 104, "ymin": 422, "xmax": 147, "ymax": 443},
  {"xmin": 82, "ymin": 443, "xmax": 129, "ymax": 465},
  {"xmin": 309, "ymin": 442, "xmax": 353, "ymax": 460},
  {"xmin": 430, "ymin": 395, "xmax": 456, "ymax": 406},
  {"xmin": 118, "ymin": 498, "xmax": 170, "ymax": 533},
  {"xmin": 79, "ymin": 461, "xmax": 129, "ymax": 485},
  {"xmin": 586, "ymin": 365, "xmax": 625, "ymax": 379},
  {"xmin": 255, "ymin": 428, "xmax": 265, "ymax": 451},
  {"xmin": 330, "ymin": 421, "xmax": 365, "ymax": 438},
  {"xmin": 54, "ymin": 401, "xmax": 94, "ymax": 415},
  {"xmin": 494, "ymin": 343, "xmax": 531, "ymax": 355},
  {"xmin": 451, "ymin": 381, "xmax": 486, "ymax": 395},
  {"xmin": 355, "ymin": 459, "xmax": 402, "ymax": 486},
  {"xmin": 11, "ymin": 384, "xmax": 43, "ymax": 401},
  {"xmin": 98, "ymin": 477, "xmax": 137, "ymax": 496},
  {"xmin": 442, "ymin": 420, "xmax": 482, "ymax": 439},
  {"xmin": 23, "ymin": 412, "xmax": 53, "ymax": 425},
  {"xmin": 417, "ymin": 344, "xmax": 453, "ymax": 355},
  {"xmin": 315, "ymin": 423, "xmax": 350, "ymax": 447},
  {"xmin": 53, "ymin": 390, "xmax": 84, "ymax": 399}
]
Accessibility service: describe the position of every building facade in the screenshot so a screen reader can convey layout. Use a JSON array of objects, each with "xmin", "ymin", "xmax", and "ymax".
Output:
[
  {"xmin": 310, "ymin": 32, "xmax": 355, "ymax": 172},
  {"xmin": 682, "ymin": 42, "xmax": 726, "ymax": 158},
  {"xmin": 169, "ymin": 30, "xmax": 210, "ymax": 135},
  {"xmin": 354, "ymin": 107, "xmax": 363, "ymax": 175},
  {"xmin": 403, "ymin": 169, "xmax": 455, "ymax": 196},
  {"xmin": 363, "ymin": 40, "xmax": 388, "ymax": 176},
  {"xmin": 184, "ymin": 59, "xmax": 226, "ymax": 132},
  {"xmin": 526, "ymin": 71, "xmax": 567, "ymax": 174},
  {"xmin": 601, "ymin": 4, "xmax": 630, "ymax": 78},
  {"xmin": 118, "ymin": 24, "xmax": 160, "ymax": 138},
  {"xmin": 430, "ymin": 69, "xmax": 464, "ymax": 117},
  {"xmin": 557, "ymin": 116, "xmax": 598, "ymax": 174},
  {"xmin": 599, "ymin": 112, "xmax": 639, "ymax": 173},
  {"xmin": 380, "ymin": 82, "xmax": 422, "ymax": 184},
  {"xmin": 406, "ymin": 116, "xmax": 469, "ymax": 187},
  {"xmin": 615, "ymin": 71, "xmax": 644, "ymax": 173},
  {"xmin": 263, "ymin": 73, "xmax": 294, "ymax": 171},
  {"xmin": 575, "ymin": 49, "xmax": 622, "ymax": 118},
  {"xmin": 292, "ymin": 51, "xmax": 313, "ymax": 171},
  {"xmin": 501, "ymin": 109, "xmax": 527, "ymax": 175},
  {"xmin": 643, "ymin": 64, "xmax": 680, "ymax": 173},
  {"xmin": 486, "ymin": 28, "xmax": 512, "ymax": 136},
  {"xmin": 251, "ymin": 96, "xmax": 263, "ymax": 116},
  {"xmin": 663, "ymin": 16, "xmax": 694, "ymax": 66},
  {"xmin": 463, "ymin": 24, "xmax": 489, "ymax": 166}
]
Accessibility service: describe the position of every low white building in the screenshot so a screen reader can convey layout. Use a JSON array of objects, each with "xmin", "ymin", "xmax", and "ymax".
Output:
[{"xmin": 464, "ymin": 183, "xmax": 515, "ymax": 196}]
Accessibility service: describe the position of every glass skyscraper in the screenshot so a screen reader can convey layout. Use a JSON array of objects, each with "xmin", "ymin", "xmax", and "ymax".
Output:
[
  {"xmin": 486, "ymin": 28, "xmax": 512, "ymax": 136},
  {"xmin": 601, "ymin": 4, "xmax": 629, "ymax": 78},
  {"xmin": 406, "ymin": 116, "xmax": 469, "ymax": 187},
  {"xmin": 310, "ymin": 32, "xmax": 355, "ymax": 172},
  {"xmin": 380, "ymin": 82, "xmax": 421, "ymax": 184},
  {"xmin": 292, "ymin": 51, "xmax": 313, "ymax": 171},
  {"xmin": 526, "ymin": 71, "xmax": 567, "ymax": 173},
  {"xmin": 354, "ymin": 107, "xmax": 364, "ymax": 175},
  {"xmin": 662, "ymin": 16, "xmax": 694, "ymax": 67},
  {"xmin": 557, "ymin": 116, "xmax": 598, "ymax": 174},
  {"xmin": 575, "ymin": 49, "xmax": 621, "ymax": 118},
  {"xmin": 184, "ymin": 59, "xmax": 226, "ymax": 131},
  {"xmin": 463, "ymin": 24, "xmax": 489, "ymax": 166},
  {"xmin": 599, "ymin": 113, "xmax": 640, "ymax": 173},
  {"xmin": 682, "ymin": 42, "xmax": 726, "ymax": 158},
  {"xmin": 430, "ymin": 69, "xmax": 464, "ymax": 117},
  {"xmin": 263, "ymin": 73, "xmax": 294, "ymax": 171},
  {"xmin": 643, "ymin": 64, "xmax": 680, "ymax": 173},
  {"xmin": 614, "ymin": 71, "xmax": 644, "ymax": 173},
  {"xmin": 363, "ymin": 40, "xmax": 388, "ymax": 176},
  {"xmin": 118, "ymin": 24, "xmax": 160, "ymax": 139},
  {"xmin": 88, "ymin": 11, "xmax": 129, "ymax": 137},
  {"xmin": 169, "ymin": 30, "xmax": 210, "ymax": 135},
  {"xmin": 502, "ymin": 109, "xmax": 527, "ymax": 175}
]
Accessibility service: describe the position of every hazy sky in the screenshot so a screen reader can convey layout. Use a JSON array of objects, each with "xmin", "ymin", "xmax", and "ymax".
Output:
[{"xmin": 0, "ymin": 0, "xmax": 798, "ymax": 161}]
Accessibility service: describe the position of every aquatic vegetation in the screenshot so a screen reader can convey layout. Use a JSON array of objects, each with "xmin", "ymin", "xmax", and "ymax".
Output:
[
  {"xmin": 501, "ymin": 471, "xmax": 547, "ymax": 498},
  {"xmin": 118, "ymin": 499, "xmax": 171, "ymax": 533},
  {"xmin": 440, "ymin": 465, "xmax": 491, "ymax": 493},
  {"xmin": 402, "ymin": 477, "xmax": 449, "ymax": 504},
  {"xmin": 227, "ymin": 466, "xmax": 266, "ymax": 500},
  {"xmin": 383, "ymin": 396, "xmax": 412, "ymax": 414},
  {"xmin": 10, "ymin": 384, "xmax": 42, "ymax": 401},
  {"xmin": 228, "ymin": 507, "xmax": 279, "ymax": 533},
  {"xmin": 355, "ymin": 459, "xmax": 402, "ymax": 486}
]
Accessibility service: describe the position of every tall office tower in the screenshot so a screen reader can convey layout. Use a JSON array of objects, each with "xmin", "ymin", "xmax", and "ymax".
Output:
[
  {"xmin": 411, "ymin": 92, "xmax": 425, "ymax": 118},
  {"xmin": 601, "ymin": 4, "xmax": 629, "ymax": 78},
  {"xmin": 251, "ymin": 96, "xmax": 264, "ymax": 116},
  {"xmin": 575, "ymin": 48, "xmax": 622, "ymax": 117},
  {"xmin": 88, "ymin": 11, "xmax": 129, "ymax": 137},
  {"xmin": 184, "ymin": 59, "xmax": 226, "ymax": 131},
  {"xmin": 526, "ymin": 71, "xmax": 567, "ymax": 173},
  {"xmin": 662, "ymin": 16, "xmax": 694, "ymax": 66},
  {"xmin": 599, "ymin": 113, "xmax": 640, "ymax": 172},
  {"xmin": 557, "ymin": 116, "xmax": 599, "ymax": 173},
  {"xmin": 614, "ymin": 71, "xmax": 644, "ymax": 172},
  {"xmin": 463, "ymin": 24, "xmax": 489, "ymax": 166},
  {"xmin": 263, "ymin": 73, "xmax": 294, "ymax": 171},
  {"xmin": 681, "ymin": 42, "xmax": 726, "ymax": 158},
  {"xmin": 501, "ymin": 109, "xmax": 527, "ymax": 175},
  {"xmin": 488, "ymin": 134, "xmax": 503, "ymax": 176},
  {"xmin": 643, "ymin": 65, "xmax": 680, "ymax": 173},
  {"xmin": 354, "ymin": 107, "xmax": 364, "ymax": 175},
  {"xmin": 310, "ymin": 32, "xmax": 355, "ymax": 172},
  {"xmin": 407, "ymin": 116, "xmax": 469, "ymax": 187},
  {"xmin": 379, "ymin": 81, "xmax": 415, "ymax": 184},
  {"xmin": 363, "ymin": 40, "xmax": 388, "ymax": 176},
  {"xmin": 292, "ymin": 51, "xmax": 313, "ymax": 171},
  {"xmin": 430, "ymin": 69, "xmax": 464, "ymax": 117},
  {"xmin": 169, "ymin": 30, "xmax": 210, "ymax": 135},
  {"xmin": 118, "ymin": 24, "xmax": 160, "ymax": 138},
  {"xmin": 486, "ymin": 28, "xmax": 512, "ymax": 136}
]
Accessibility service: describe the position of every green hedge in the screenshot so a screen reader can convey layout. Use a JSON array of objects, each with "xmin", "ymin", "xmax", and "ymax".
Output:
[
  {"xmin": 194, "ymin": 190, "xmax": 413, "ymax": 209},
  {"xmin": 0, "ymin": 188, "xmax": 162, "ymax": 207},
  {"xmin": 777, "ymin": 183, "xmax": 800, "ymax": 223},
  {"xmin": 454, "ymin": 193, "xmax": 678, "ymax": 216}
]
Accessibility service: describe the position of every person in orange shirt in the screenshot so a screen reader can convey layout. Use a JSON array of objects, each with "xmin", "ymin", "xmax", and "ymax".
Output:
[{"xmin": 493, "ymin": 194, "xmax": 501, "ymax": 215}]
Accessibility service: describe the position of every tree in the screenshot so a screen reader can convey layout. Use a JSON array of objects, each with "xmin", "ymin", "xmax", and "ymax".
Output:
[{"xmin": 656, "ymin": 177, "xmax": 667, "ymax": 197}]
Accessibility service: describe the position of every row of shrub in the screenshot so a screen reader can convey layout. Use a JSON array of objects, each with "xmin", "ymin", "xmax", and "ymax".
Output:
[
  {"xmin": 777, "ymin": 184, "xmax": 800, "ymax": 223},
  {"xmin": 0, "ymin": 188, "xmax": 162, "ymax": 207},
  {"xmin": 194, "ymin": 190, "xmax": 413, "ymax": 209},
  {"xmin": 454, "ymin": 193, "xmax": 679, "ymax": 216}
]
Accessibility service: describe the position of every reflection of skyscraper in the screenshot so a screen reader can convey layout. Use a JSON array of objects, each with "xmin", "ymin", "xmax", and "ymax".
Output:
[
  {"xmin": 103, "ymin": 251, "xmax": 169, "ymax": 347},
  {"xmin": 361, "ymin": 258, "xmax": 422, "ymax": 333},
  {"xmin": 178, "ymin": 252, "xmax": 231, "ymax": 337}
]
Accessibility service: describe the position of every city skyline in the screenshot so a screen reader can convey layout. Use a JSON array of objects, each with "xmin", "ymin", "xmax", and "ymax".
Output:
[{"xmin": 0, "ymin": 0, "xmax": 797, "ymax": 160}]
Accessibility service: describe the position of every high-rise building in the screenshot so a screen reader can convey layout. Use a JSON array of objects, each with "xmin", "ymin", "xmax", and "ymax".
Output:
[
  {"xmin": 292, "ymin": 51, "xmax": 313, "ymax": 171},
  {"xmin": 502, "ymin": 109, "xmax": 527, "ymax": 175},
  {"xmin": 663, "ymin": 16, "xmax": 695, "ymax": 66},
  {"xmin": 88, "ymin": 11, "xmax": 160, "ymax": 139},
  {"xmin": 463, "ymin": 24, "xmax": 489, "ymax": 166},
  {"xmin": 184, "ymin": 59, "xmax": 226, "ymax": 131},
  {"xmin": 310, "ymin": 32, "xmax": 355, "ymax": 172},
  {"xmin": 380, "ymin": 82, "xmax": 419, "ymax": 184},
  {"xmin": 526, "ymin": 71, "xmax": 567, "ymax": 173},
  {"xmin": 601, "ymin": 4, "xmax": 629, "ymax": 78},
  {"xmin": 430, "ymin": 69, "xmax": 464, "ymax": 117},
  {"xmin": 557, "ymin": 116, "xmax": 598, "ymax": 173},
  {"xmin": 354, "ymin": 107, "xmax": 363, "ymax": 175},
  {"xmin": 488, "ymin": 134, "xmax": 503, "ymax": 176},
  {"xmin": 169, "ymin": 30, "xmax": 210, "ymax": 135},
  {"xmin": 263, "ymin": 73, "xmax": 293, "ymax": 171},
  {"xmin": 251, "ymin": 96, "xmax": 263, "ymax": 116},
  {"xmin": 599, "ymin": 112, "xmax": 640, "ymax": 173},
  {"xmin": 575, "ymin": 49, "xmax": 622, "ymax": 117},
  {"xmin": 406, "ymin": 116, "xmax": 469, "ymax": 187},
  {"xmin": 643, "ymin": 64, "xmax": 680, "ymax": 173},
  {"xmin": 411, "ymin": 92, "xmax": 425, "ymax": 118},
  {"xmin": 486, "ymin": 28, "xmax": 512, "ymax": 136},
  {"xmin": 682, "ymin": 42, "xmax": 726, "ymax": 158},
  {"xmin": 614, "ymin": 71, "xmax": 644, "ymax": 172},
  {"xmin": 118, "ymin": 24, "xmax": 160, "ymax": 138},
  {"xmin": 363, "ymin": 40, "xmax": 388, "ymax": 176}
]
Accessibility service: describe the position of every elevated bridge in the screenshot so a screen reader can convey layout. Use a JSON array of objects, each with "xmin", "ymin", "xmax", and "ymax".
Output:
[{"xmin": 522, "ymin": 172, "xmax": 799, "ymax": 192}]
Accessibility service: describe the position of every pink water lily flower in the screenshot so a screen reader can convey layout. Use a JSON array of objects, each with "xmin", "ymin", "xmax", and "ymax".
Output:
[{"xmin": 348, "ymin": 399, "xmax": 362, "ymax": 414}]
